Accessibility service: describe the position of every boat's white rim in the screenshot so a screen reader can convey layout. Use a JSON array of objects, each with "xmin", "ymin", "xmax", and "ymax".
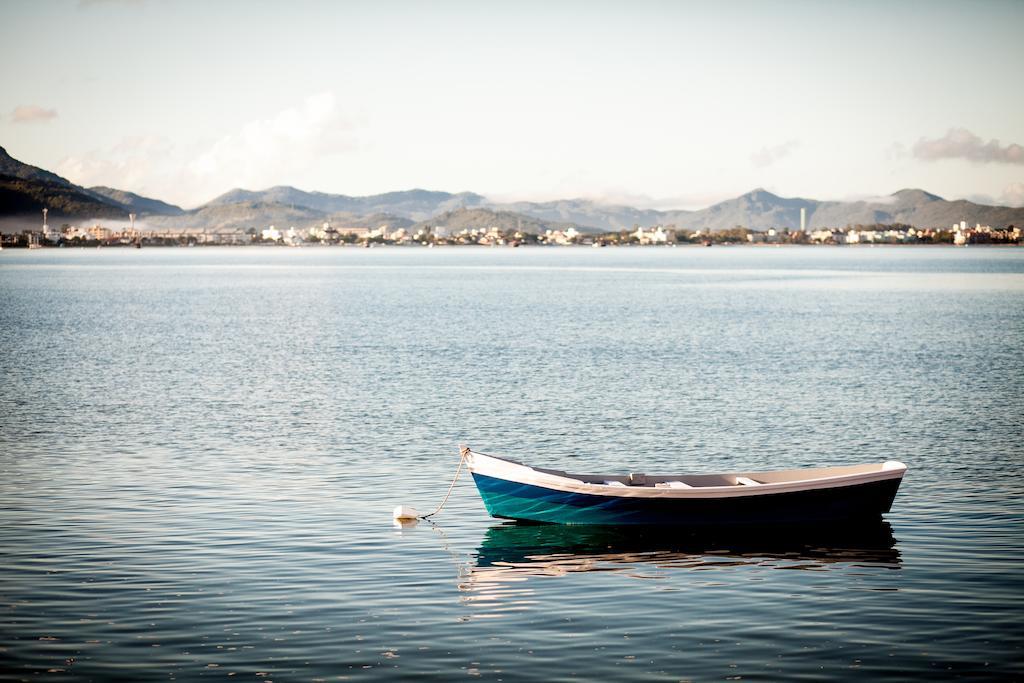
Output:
[{"xmin": 466, "ymin": 451, "xmax": 906, "ymax": 499}]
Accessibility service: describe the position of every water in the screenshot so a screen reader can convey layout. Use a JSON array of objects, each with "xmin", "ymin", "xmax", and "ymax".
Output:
[{"xmin": 1, "ymin": 245, "xmax": 1022, "ymax": 681}]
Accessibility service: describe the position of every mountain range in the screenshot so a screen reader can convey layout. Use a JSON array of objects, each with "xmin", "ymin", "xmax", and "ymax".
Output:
[{"xmin": 2, "ymin": 145, "xmax": 1022, "ymax": 234}]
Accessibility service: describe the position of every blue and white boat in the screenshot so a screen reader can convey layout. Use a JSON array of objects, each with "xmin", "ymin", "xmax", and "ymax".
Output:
[{"xmin": 464, "ymin": 448, "xmax": 906, "ymax": 526}]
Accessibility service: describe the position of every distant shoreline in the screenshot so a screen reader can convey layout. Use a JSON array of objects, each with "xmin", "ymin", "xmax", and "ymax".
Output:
[
  {"xmin": 3, "ymin": 220, "xmax": 1019, "ymax": 248},
  {"xmin": 2, "ymin": 242, "xmax": 1021, "ymax": 251}
]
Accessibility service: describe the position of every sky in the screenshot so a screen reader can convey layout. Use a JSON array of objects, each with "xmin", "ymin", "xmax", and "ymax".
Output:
[{"xmin": 1, "ymin": 0, "xmax": 1022, "ymax": 210}]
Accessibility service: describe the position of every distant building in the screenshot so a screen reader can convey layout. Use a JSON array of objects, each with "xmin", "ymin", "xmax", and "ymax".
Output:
[
  {"xmin": 42, "ymin": 208, "xmax": 61, "ymax": 243},
  {"xmin": 88, "ymin": 224, "xmax": 113, "ymax": 241},
  {"xmin": 632, "ymin": 226, "xmax": 669, "ymax": 245}
]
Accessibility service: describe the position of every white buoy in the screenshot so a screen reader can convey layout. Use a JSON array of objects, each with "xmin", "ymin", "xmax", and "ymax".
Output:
[
  {"xmin": 392, "ymin": 447, "xmax": 470, "ymax": 524},
  {"xmin": 393, "ymin": 505, "xmax": 420, "ymax": 521}
]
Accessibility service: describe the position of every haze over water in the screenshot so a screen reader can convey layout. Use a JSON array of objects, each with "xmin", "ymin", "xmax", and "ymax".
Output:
[{"xmin": 1, "ymin": 246, "xmax": 1022, "ymax": 680}]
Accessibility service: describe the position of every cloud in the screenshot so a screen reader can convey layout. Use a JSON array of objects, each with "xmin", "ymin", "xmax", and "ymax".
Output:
[
  {"xmin": 1000, "ymin": 182, "xmax": 1024, "ymax": 207},
  {"xmin": 11, "ymin": 105, "xmax": 57, "ymax": 124},
  {"xmin": 78, "ymin": 0, "xmax": 143, "ymax": 8},
  {"xmin": 964, "ymin": 193, "xmax": 998, "ymax": 206},
  {"xmin": 912, "ymin": 128, "xmax": 1024, "ymax": 164},
  {"xmin": 959, "ymin": 184, "xmax": 1024, "ymax": 207},
  {"xmin": 57, "ymin": 92, "xmax": 361, "ymax": 207},
  {"xmin": 58, "ymin": 135, "xmax": 176, "ymax": 196},
  {"xmin": 583, "ymin": 190, "xmax": 734, "ymax": 211},
  {"xmin": 187, "ymin": 92, "xmax": 357, "ymax": 186},
  {"xmin": 750, "ymin": 140, "xmax": 799, "ymax": 168},
  {"xmin": 849, "ymin": 193, "xmax": 899, "ymax": 205},
  {"xmin": 884, "ymin": 142, "xmax": 907, "ymax": 161}
]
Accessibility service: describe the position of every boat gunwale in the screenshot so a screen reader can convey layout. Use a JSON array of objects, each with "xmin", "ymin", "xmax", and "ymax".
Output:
[{"xmin": 465, "ymin": 450, "xmax": 907, "ymax": 500}]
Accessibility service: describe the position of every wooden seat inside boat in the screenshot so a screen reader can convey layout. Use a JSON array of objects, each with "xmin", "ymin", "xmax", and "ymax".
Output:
[{"xmin": 655, "ymin": 480, "xmax": 692, "ymax": 489}]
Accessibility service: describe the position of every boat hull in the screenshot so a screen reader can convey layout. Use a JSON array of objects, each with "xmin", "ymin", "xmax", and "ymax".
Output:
[{"xmin": 471, "ymin": 471, "xmax": 902, "ymax": 526}]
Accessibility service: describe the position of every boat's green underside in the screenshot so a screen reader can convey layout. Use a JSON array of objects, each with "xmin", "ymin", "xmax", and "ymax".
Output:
[{"xmin": 471, "ymin": 472, "xmax": 901, "ymax": 526}]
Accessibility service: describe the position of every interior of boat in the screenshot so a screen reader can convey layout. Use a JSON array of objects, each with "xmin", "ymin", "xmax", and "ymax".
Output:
[{"xmin": 531, "ymin": 461, "xmax": 903, "ymax": 488}]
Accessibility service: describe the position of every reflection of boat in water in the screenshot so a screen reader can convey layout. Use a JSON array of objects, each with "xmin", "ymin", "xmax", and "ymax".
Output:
[
  {"xmin": 472, "ymin": 520, "xmax": 900, "ymax": 575},
  {"xmin": 457, "ymin": 522, "xmax": 901, "ymax": 618},
  {"xmin": 457, "ymin": 522, "xmax": 900, "ymax": 619}
]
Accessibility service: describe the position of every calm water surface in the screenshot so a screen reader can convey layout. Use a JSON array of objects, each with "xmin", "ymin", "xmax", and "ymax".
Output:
[{"xmin": 1, "ymin": 246, "xmax": 1022, "ymax": 681}]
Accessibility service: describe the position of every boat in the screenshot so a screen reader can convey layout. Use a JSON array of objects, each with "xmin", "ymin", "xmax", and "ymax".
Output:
[{"xmin": 463, "ymin": 447, "xmax": 906, "ymax": 526}]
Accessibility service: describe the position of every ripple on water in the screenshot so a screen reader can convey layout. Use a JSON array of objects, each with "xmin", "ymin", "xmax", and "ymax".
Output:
[{"xmin": 1, "ymin": 247, "xmax": 1022, "ymax": 680}]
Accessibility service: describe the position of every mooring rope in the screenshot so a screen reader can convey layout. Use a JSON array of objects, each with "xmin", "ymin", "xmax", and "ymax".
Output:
[{"xmin": 419, "ymin": 446, "xmax": 471, "ymax": 519}]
